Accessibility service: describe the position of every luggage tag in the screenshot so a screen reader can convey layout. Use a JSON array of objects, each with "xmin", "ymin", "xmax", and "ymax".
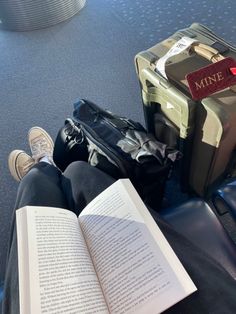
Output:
[{"xmin": 186, "ymin": 57, "xmax": 236, "ymax": 100}]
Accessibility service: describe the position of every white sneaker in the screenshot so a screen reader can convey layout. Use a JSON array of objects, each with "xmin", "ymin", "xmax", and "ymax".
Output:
[
  {"xmin": 8, "ymin": 150, "xmax": 35, "ymax": 181},
  {"xmin": 28, "ymin": 126, "xmax": 54, "ymax": 161}
]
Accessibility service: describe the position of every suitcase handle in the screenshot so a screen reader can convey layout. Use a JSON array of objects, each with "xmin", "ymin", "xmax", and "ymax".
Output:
[
  {"xmin": 191, "ymin": 42, "xmax": 225, "ymax": 63},
  {"xmin": 162, "ymin": 39, "xmax": 225, "ymax": 63}
]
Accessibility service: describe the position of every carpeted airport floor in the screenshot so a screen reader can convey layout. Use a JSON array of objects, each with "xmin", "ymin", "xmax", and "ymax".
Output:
[{"xmin": 0, "ymin": 0, "xmax": 236, "ymax": 296}]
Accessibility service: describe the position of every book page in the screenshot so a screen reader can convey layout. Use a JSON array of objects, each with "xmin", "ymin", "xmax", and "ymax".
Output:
[
  {"xmin": 16, "ymin": 206, "xmax": 109, "ymax": 314},
  {"xmin": 79, "ymin": 179, "xmax": 197, "ymax": 314}
]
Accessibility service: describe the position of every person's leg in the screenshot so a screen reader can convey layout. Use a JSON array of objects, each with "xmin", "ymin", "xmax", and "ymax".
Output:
[
  {"xmin": 2, "ymin": 162, "xmax": 68, "ymax": 314},
  {"xmin": 3, "ymin": 159, "xmax": 114, "ymax": 314},
  {"xmin": 14, "ymin": 162, "xmax": 67, "ymax": 209},
  {"xmin": 61, "ymin": 161, "xmax": 115, "ymax": 216},
  {"xmin": 3, "ymin": 127, "xmax": 66, "ymax": 314}
]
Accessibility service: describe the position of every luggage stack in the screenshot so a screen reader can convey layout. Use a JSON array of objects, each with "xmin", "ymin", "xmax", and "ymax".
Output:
[{"xmin": 135, "ymin": 23, "xmax": 236, "ymax": 196}]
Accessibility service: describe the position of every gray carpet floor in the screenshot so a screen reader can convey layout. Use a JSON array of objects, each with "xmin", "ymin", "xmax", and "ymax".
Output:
[{"xmin": 0, "ymin": 0, "xmax": 236, "ymax": 290}]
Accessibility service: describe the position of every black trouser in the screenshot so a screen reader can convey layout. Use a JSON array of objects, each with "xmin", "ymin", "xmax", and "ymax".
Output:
[{"xmin": 3, "ymin": 161, "xmax": 236, "ymax": 314}]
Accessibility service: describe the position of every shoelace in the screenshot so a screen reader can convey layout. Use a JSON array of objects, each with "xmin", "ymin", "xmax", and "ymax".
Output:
[{"xmin": 31, "ymin": 137, "xmax": 52, "ymax": 157}]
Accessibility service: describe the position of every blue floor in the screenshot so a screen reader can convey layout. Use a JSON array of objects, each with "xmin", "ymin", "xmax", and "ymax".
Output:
[{"xmin": 0, "ymin": 0, "xmax": 236, "ymax": 292}]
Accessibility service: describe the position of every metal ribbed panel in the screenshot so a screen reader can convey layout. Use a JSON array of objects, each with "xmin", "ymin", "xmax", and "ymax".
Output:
[{"xmin": 0, "ymin": 0, "xmax": 86, "ymax": 31}]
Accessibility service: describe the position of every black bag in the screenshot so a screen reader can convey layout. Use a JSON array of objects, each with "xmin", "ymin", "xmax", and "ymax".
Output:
[{"xmin": 53, "ymin": 99, "xmax": 181, "ymax": 209}]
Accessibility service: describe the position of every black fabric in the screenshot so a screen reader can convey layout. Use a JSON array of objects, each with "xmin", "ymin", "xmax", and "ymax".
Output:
[
  {"xmin": 2, "ymin": 161, "xmax": 236, "ymax": 314},
  {"xmin": 2, "ymin": 163, "xmax": 69, "ymax": 314},
  {"xmin": 53, "ymin": 99, "xmax": 181, "ymax": 209}
]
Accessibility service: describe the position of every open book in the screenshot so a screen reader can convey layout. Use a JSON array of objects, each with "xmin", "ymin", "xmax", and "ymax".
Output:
[{"xmin": 16, "ymin": 179, "xmax": 197, "ymax": 314}]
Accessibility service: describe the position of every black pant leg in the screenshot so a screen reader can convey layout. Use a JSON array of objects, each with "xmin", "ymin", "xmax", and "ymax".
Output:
[
  {"xmin": 61, "ymin": 161, "xmax": 115, "ymax": 216},
  {"xmin": 14, "ymin": 162, "xmax": 68, "ymax": 209},
  {"xmin": 2, "ymin": 162, "xmax": 68, "ymax": 314}
]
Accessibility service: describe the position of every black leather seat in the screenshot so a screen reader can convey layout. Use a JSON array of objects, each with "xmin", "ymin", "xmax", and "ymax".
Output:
[
  {"xmin": 151, "ymin": 198, "xmax": 236, "ymax": 279},
  {"xmin": 212, "ymin": 178, "xmax": 236, "ymax": 219}
]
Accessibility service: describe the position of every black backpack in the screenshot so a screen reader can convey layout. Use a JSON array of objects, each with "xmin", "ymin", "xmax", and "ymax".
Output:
[{"xmin": 53, "ymin": 99, "xmax": 181, "ymax": 209}]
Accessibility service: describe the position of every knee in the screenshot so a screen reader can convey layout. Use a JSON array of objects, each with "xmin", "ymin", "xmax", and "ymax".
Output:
[
  {"xmin": 64, "ymin": 161, "xmax": 91, "ymax": 175},
  {"xmin": 20, "ymin": 167, "xmax": 41, "ymax": 187},
  {"xmin": 20, "ymin": 164, "xmax": 58, "ymax": 189}
]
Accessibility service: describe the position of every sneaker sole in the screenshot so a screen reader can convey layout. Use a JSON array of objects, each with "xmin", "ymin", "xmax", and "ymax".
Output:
[{"xmin": 8, "ymin": 150, "xmax": 25, "ymax": 181}]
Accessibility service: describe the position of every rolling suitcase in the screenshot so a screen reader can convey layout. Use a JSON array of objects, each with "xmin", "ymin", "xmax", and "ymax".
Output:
[{"xmin": 135, "ymin": 23, "xmax": 236, "ymax": 196}]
